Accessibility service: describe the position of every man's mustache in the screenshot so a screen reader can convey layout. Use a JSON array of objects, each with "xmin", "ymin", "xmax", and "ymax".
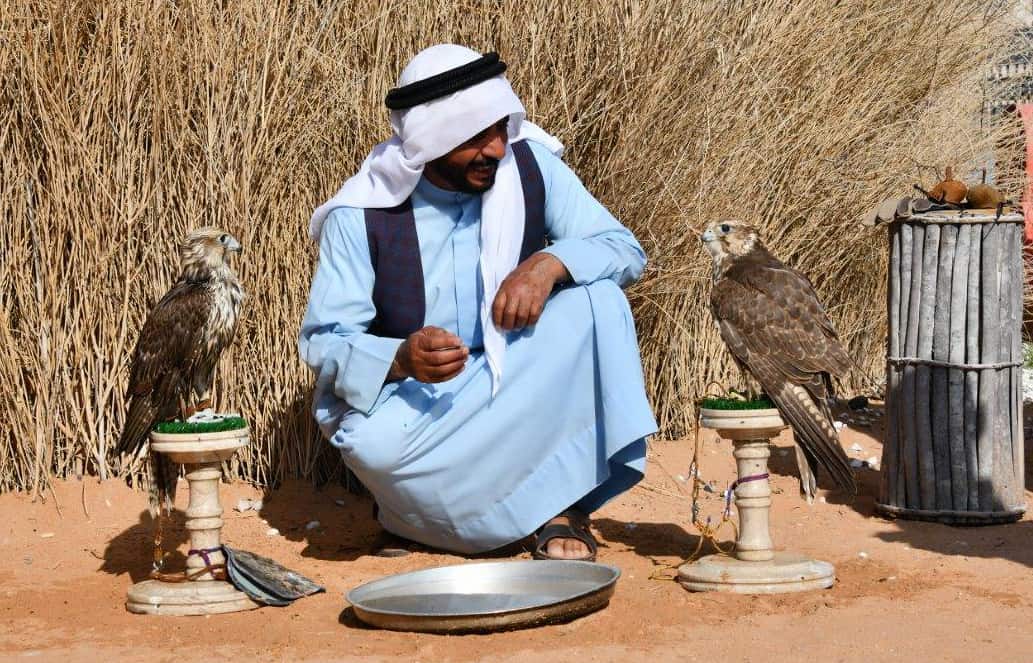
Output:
[{"xmin": 469, "ymin": 157, "xmax": 500, "ymax": 169}]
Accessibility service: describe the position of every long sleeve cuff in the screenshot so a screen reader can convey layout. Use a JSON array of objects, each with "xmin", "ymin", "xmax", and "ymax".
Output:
[
  {"xmin": 542, "ymin": 236, "xmax": 645, "ymax": 287},
  {"xmin": 333, "ymin": 333, "xmax": 404, "ymax": 414},
  {"xmin": 541, "ymin": 239, "xmax": 605, "ymax": 285}
]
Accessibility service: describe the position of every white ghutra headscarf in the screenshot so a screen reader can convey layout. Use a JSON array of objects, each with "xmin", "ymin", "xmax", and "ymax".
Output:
[{"xmin": 309, "ymin": 44, "xmax": 563, "ymax": 396}]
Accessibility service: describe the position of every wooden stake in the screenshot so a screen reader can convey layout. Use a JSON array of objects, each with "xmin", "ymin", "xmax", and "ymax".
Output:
[
  {"xmin": 900, "ymin": 222, "xmax": 922, "ymax": 506},
  {"xmin": 1002, "ymin": 223, "xmax": 1021, "ymax": 508},
  {"xmin": 882, "ymin": 223, "xmax": 901, "ymax": 506},
  {"xmin": 963, "ymin": 223, "xmax": 982, "ymax": 511},
  {"xmin": 895, "ymin": 222, "xmax": 911, "ymax": 506},
  {"xmin": 1012, "ymin": 223, "xmax": 1026, "ymax": 499},
  {"xmin": 915, "ymin": 223, "xmax": 940, "ymax": 510},
  {"xmin": 994, "ymin": 222, "xmax": 1014, "ymax": 511},
  {"xmin": 931, "ymin": 225, "xmax": 955, "ymax": 509},
  {"xmin": 947, "ymin": 223, "xmax": 970, "ymax": 510},
  {"xmin": 977, "ymin": 224, "xmax": 1000, "ymax": 512}
]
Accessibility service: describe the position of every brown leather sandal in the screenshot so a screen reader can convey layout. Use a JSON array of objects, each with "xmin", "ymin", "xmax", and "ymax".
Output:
[{"xmin": 532, "ymin": 510, "xmax": 598, "ymax": 562}]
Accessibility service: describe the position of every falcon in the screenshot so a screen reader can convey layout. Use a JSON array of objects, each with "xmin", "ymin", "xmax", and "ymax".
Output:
[
  {"xmin": 701, "ymin": 220, "xmax": 856, "ymax": 499},
  {"xmin": 117, "ymin": 227, "xmax": 244, "ymax": 517}
]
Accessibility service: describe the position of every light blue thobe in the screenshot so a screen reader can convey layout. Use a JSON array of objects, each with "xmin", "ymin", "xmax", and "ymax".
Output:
[{"xmin": 299, "ymin": 142, "xmax": 657, "ymax": 553}]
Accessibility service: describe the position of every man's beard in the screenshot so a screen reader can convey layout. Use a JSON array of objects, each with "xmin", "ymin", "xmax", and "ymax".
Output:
[{"xmin": 436, "ymin": 157, "xmax": 500, "ymax": 193}]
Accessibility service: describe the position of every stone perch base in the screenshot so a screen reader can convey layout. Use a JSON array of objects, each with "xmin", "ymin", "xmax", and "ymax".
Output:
[
  {"xmin": 678, "ymin": 408, "xmax": 835, "ymax": 594},
  {"xmin": 126, "ymin": 429, "xmax": 258, "ymax": 616}
]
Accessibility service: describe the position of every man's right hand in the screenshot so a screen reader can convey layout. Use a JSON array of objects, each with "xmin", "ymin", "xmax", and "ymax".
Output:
[{"xmin": 388, "ymin": 326, "xmax": 469, "ymax": 383}]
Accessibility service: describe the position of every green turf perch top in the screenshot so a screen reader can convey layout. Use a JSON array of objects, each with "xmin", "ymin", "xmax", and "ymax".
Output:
[
  {"xmin": 153, "ymin": 416, "xmax": 248, "ymax": 434},
  {"xmin": 699, "ymin": 396, "xmax": 775, "ymax": 410}
]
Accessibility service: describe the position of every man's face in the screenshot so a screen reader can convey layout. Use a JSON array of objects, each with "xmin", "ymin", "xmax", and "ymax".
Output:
[{"xmin": 424, "ymin": 117, "xmax": 509, "ymax": 193}]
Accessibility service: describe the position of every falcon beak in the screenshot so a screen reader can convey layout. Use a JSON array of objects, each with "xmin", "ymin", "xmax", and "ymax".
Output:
[
  {"xmin": 226, "ymin": 236, "xmax": 242, "ymax": 253},
  {"xmin": 700, "ymin": 229, "xmax": 716, "ymax": 243}
]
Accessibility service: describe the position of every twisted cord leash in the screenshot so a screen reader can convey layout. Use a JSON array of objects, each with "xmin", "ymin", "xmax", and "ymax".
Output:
[
  {"xmin": 152, "ymin": 508, "xmax": 166, "ymax": 572},
  {"xmin": 650, "ymin": 389, "xmax": 742, "ymax": 580}
]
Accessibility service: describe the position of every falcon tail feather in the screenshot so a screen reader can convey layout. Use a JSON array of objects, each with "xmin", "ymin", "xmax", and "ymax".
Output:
[
  {"xmin": 117, "ymin": 397, "xmax": 159, "ymax": 457},
  {"xmin": 794, "ymin": 444, "xmax": 818, "ymax": 500},
  {"xmin": 769, "ymin": 383, "xmax": 856, "ymax": 495},
  {"xmin": 146, "ymin": 453, "xmax": 178, "ymax": 519}
]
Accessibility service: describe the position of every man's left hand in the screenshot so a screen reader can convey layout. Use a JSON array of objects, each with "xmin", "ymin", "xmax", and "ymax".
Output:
[{"xmin": 492, "ymin": 253, "xmax": 570, "ymax": 331}]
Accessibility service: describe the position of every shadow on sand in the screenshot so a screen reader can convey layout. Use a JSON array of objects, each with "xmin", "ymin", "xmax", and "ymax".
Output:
[
  {"xmin": 819, "ymin": 400, "xmax": 1033, "ymax": 569},
  {"xmin": 99, "ymin": 509, "xmax": 189, "ymax": 582},
  {"xmin": 593, "ymin": 518, "xmax": 702, "ymax": 560}
]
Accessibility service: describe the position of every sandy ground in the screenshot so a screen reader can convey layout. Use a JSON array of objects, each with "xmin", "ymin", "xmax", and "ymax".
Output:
[{"xmin": 4, "ymin": 405, "xmax": 1033, "ymax": 662}]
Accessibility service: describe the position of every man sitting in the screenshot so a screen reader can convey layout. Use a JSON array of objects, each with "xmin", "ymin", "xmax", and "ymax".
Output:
[{"xmin": 299, "ymin": 44, "xmax": 657, "ymax": 560}]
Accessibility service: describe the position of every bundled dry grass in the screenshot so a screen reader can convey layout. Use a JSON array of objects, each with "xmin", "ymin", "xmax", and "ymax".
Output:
[{"xmin": 0, "ymin": 0, "xmax": 1020, "ymax": 495}]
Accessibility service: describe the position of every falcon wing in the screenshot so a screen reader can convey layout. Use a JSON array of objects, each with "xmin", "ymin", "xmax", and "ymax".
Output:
[
  {"xmin": 712, "ymin": 257, "xmax": 856, "ymax": 494},
  {"xmin": 117, "ymin": 280, "xmax": 211, "ymax": 456}
]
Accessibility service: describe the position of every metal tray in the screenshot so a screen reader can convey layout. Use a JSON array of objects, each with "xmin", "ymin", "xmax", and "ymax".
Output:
[{"xmin": 346, "ymin": 560, "xmax": 620, "ymax": 633}]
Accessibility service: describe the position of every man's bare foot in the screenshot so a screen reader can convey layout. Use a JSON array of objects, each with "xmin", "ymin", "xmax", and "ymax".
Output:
[{"xmin": 541, "ymin": 512, "xmax": 593, "ymax": 560}]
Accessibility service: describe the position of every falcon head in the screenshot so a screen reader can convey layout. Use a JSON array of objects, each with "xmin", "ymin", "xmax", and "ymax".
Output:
[
  {"xmin": 700, "ymin": 220, "xmax": 761, "ymax": 262},
  {"xmin": 179, "ymin": 227, "xmax": 242, "ymax": 278}
]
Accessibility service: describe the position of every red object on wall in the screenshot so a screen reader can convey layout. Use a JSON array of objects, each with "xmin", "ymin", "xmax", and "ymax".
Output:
[
  {"xmin": 1020, "ymin": 104, "xmax": 1033, "ymax": 340},
  {"xmin": 1019, "ymin": 103, "xmax": 1033, "ymax": 243}
]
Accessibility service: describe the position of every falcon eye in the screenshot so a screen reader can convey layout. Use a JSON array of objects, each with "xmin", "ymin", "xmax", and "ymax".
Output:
[
  {"xmin": 219, "ymin": 234, "xmax": 228, "ymax": 243},
  {"xmin": 719, "ymin": 223, "xmax": 730, "ymax": 234}
]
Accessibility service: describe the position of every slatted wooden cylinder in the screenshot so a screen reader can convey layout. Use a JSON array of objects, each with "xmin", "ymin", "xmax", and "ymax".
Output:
[{"xmin": 878, "ymin": 210, "xmax": 1026, "ymax": 524}]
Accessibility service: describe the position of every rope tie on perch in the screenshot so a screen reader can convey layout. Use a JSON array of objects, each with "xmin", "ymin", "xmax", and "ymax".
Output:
[
  {"xmin": 723, "ymin": 473, "xmax": 769, "ymax": 518},
  {"xmin": 885, "ymin": 356, "xmax": 1021, "ymax": 370}
]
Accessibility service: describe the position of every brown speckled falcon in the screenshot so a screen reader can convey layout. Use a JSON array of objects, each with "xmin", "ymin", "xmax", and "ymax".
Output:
[
  {"xmin": 117, "ymin": 227, "xmax": 243, "ymax": 518},
  {"xmin": 701, "ymin": 220, "xmax": 856, "ymax": 499}
]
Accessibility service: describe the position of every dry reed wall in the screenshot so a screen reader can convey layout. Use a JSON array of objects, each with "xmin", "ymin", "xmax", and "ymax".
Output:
[{"xmin": 0, "ymin": 0, "xmax": 1019, "ymax": 495}]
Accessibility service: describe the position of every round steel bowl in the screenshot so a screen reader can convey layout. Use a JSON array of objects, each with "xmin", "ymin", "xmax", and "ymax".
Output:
[{"xmin": 346, "ymin": 560, "xmax": 620, "ymax": 633}]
